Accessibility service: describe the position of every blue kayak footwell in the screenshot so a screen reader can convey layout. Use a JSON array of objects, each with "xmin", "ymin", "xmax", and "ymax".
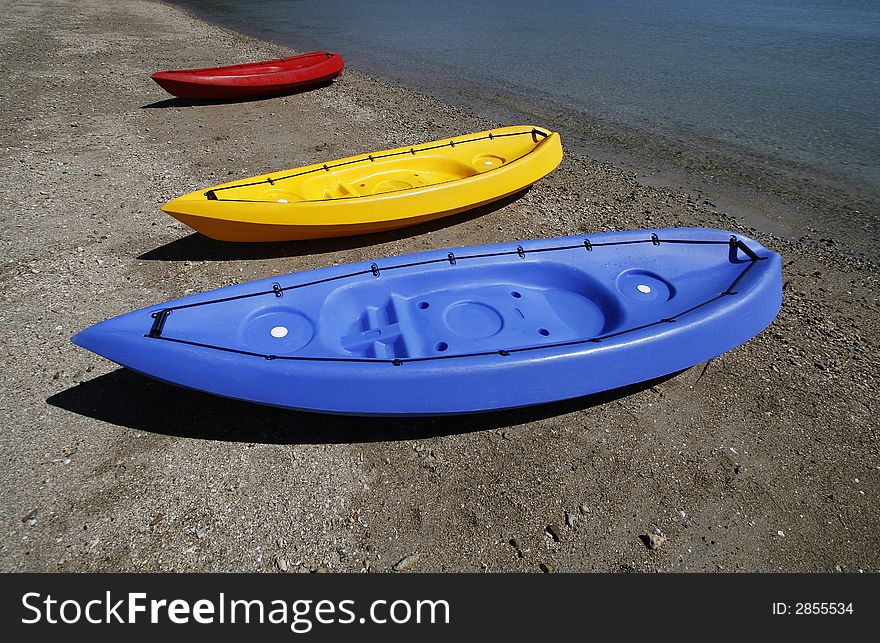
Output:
[{"xmin": 72, "ymin": 228, "xmax": 782, "ymax": 415}]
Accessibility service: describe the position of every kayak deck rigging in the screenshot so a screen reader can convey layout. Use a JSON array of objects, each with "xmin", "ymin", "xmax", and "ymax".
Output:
[
  {"xmin": 204, "ymin": 128, "xmax": 549, "ymax": 202},
  {"xmin": 143, "ymin": 234, "xmax": 766, "ymax": 365}
]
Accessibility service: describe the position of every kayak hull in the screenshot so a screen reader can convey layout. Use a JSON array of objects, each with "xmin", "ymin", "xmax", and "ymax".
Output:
[
  {"xmin": 166, "ymin": 193, "xmax": 521, "ymax": 242},
  {"xmin": 161, "ymin": 126, "xmax": 563, "ymax": 242},
  {"xmin": 72, "ymin": 229, "xmax": 782, "ymax": 416},
  {"xmin": 150, "ymin": 52, "xmax": 344, "ymax": 100}
]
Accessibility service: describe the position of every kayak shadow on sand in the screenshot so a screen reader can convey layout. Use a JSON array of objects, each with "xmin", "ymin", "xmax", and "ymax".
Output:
[
  {"xmin": 137, "ymin": 190, "xmax": 529, "ymax": 262},
  {"xmin": 141, "ymin": 80, "xmax": 337, "ymax": 109},
  {"xmin": 46, "ymin": 368, "xmax": 681, "ymax": 445}
]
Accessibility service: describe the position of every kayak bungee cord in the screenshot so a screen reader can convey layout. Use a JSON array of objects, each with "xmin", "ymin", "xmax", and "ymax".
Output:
[
  {"xmin": 145, "ymin": 234, "xmax": 766, "ymax": 365},
  {"xmin": 204, "ymin": 128, "xmax": 550, "ymax": 201}
]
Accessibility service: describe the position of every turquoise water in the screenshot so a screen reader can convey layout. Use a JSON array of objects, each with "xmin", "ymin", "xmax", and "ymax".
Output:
[{"xmin": 172, "ymin": 0, "xmax": 880, "ymax": 192}]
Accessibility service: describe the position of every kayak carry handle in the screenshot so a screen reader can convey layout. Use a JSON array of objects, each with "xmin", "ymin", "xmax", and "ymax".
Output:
[
  {"xmin": 729, "ymin": 235, "xmax": 761, "ymax": 262},
  {"xmin": 147, "ymin": 309, "xmax": 172, "ymax": 338}
]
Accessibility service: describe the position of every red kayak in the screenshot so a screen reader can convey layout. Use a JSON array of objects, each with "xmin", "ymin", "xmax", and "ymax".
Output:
[{"xmin": 150, "ymin": 51, "xmax": 344, "ymax": 100}]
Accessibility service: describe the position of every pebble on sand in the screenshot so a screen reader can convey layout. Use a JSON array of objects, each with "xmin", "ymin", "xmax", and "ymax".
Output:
[
  {"xmin": 642, "ymin": 533, "xmax": 667, "ymax": 550},
  {"xmin": 392, "ymin": 553, "xmax": 421, "ymax": 572}
]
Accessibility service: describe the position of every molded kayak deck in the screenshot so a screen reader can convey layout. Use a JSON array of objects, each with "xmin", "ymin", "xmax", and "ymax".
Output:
[
  {"xmin": 72, "ymin": 228, "xmax": 782, "ymax": 416},
  {"xmin": 161, "ymin": 126, "xmax": 563, "ymax": 242}
]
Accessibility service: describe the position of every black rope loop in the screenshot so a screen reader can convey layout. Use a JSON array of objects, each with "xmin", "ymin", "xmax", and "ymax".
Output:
[
  {"xmin": 144, "ymin": 235, "xmax": 766, "ymax": 365},
  {"xmin": 204, "ymin": 129, "xmax": 552, "ymax": 200}
]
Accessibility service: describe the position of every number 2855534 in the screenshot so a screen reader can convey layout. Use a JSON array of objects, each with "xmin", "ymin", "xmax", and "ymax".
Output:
[{"xmin": 773, "ymin": 603, "xmax": 854, "ymax": 615}]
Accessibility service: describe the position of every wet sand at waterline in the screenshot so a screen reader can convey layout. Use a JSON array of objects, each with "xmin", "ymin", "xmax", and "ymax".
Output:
[{"xmin": 0, "ymin": 0, "xmax": 877, "ymax": 572}]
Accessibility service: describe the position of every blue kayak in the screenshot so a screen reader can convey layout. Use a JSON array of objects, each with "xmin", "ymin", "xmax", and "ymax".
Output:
[{"xmin": 72, "ymin": 228, "xmax": 782, "ymax": 415}]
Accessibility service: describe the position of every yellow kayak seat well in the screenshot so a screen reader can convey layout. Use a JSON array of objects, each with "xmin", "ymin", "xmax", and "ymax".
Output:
[{"xmin": 161, "ymin": 125, "xmax": 563, "ymax": 242}]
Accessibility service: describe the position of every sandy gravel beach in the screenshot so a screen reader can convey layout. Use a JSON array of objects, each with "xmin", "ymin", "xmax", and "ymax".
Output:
[{"xmin": 1, "ymin": 0, "xmax": 878, "ymax": 572}]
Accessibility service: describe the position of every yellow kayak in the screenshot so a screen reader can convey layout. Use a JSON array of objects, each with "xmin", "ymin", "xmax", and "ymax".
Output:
[{"xmin": 161, "ymin": 125, "xmax": 563, "ymax": 242}]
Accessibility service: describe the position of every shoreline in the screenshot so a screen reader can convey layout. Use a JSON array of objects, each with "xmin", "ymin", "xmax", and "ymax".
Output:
[
  {"xmin": 1, "ymin": 0, "xmax": 877, "ymax": 573},
  {"xmin": 169, "ymin": 0, "xmax": 880, "ymax": 255}
]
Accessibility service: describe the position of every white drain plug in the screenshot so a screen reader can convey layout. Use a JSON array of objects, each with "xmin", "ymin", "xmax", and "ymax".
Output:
[{"xmin": 270, "ymin": 326, "xmax": 289, "ymax": 338}]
